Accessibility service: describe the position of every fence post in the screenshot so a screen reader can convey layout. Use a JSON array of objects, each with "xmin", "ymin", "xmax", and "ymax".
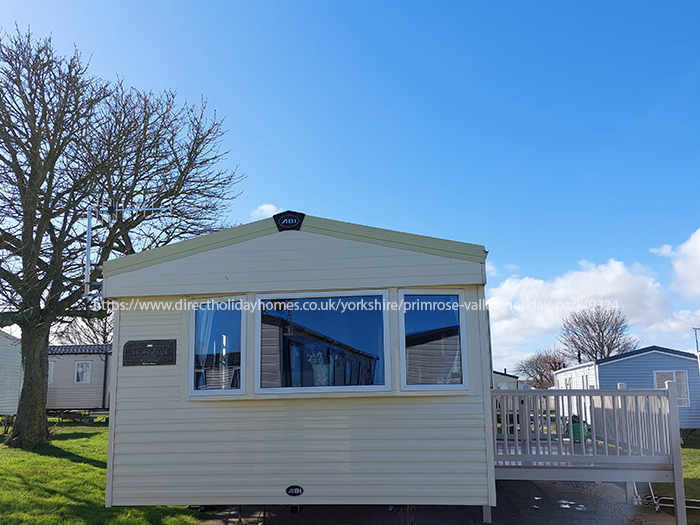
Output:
[
  {"xmin": 618, "ymin": 383, "xmax": 629, "ymax": 454},
  {"xmin": 666, "ymin": 381, "xmax": 687, "ymax": 525}
]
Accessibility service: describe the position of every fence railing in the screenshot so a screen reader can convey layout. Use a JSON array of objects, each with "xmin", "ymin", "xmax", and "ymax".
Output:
[
  {"xmin": 490, "ymin": 382, "xmax": 686, "ymax": 525},
  {"xmin": 491, "ymin": 384, "xmax": 673, "ymax": 464}
]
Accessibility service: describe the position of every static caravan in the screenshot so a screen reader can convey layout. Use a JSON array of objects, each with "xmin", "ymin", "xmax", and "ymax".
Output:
[
  {"xmin": 553, "ymin": 345, "xmax": 700, "ymax": 428},
  {"xmin": 0, "ymin": 330, "xmax": 21, "ymax": 416},
  {"xmin": 492, "ymin": 370, "xmax": 524, "ymax": 390},
  {"xmin": 103, "ymin": 212, "xmax": 495, "ymax": 516},
  {"xmin": 47, "ymin": 345, "xmax": 112, "ymax": 412},
  {"xmin": 552, "ymin": 361, "xmax": 597, "ymax": 390}
]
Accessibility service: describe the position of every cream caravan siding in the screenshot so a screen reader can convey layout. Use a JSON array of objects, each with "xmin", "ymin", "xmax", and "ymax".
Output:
[
  {"xmin": 108, "ymin": 292, "xmax": 493, "ymax": 507},
  {"xmin": 103, "ymin": 231, "xmax": 484, "ymax": 298},
  {"xmin": 0, "ymin": 331, "xmax": 21, "ymax": 415},
  {"xmin": 47, "ymin": 354, "xmax": 110, "ymax": 410}
]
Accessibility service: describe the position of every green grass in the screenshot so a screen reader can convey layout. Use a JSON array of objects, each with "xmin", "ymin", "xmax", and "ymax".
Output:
[
  {"xmin": 680, "ymin": 431, "xmax": 700, "ymax": 505},
  {"xmin": 0, "ymin": 421, "xmax": 204, "ymax": 525},
  {"xmin": 649, "ymin": 429, "xmax": 700, "ymax": 524}
]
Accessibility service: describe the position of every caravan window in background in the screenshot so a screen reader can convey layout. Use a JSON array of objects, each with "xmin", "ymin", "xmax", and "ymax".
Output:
[
  {"xmin": 192, "ymin": 299, "xmax": 244, "ymax": 393},
  {"xmin": 75, "ymin": 361, "xmax": 92, "ymax": 384},
  {"xmin": 48, "ymin": 361, "xmax": 54, "ymax": 384},
  {"xmin": 654, "ymin": 370, "xmax": 690, "ymax": 407},
  {"xmin": 400, "ymin": 292, "xmax": 467, "ymax": 389}
]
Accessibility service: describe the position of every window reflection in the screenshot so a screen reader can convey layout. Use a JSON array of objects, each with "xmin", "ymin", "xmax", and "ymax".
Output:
[
  {"xmin": 260, "ymin": 296, "xmax": 384, "ymax": 388},
  {"xmin": 404, "ymin": 294, "xmax": 463, "ymax": 385}
]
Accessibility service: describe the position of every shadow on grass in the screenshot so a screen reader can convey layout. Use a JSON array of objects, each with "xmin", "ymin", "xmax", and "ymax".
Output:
[
  {"xmin": 49, "ymin": 420, "xmax": 109, "ymax": 430},
  {"xmin": 4, "ymin": 471, "xmax": 201, "ymax": 525},
  {"xmin": 682, "ymin": 430, "xmax": 700, "ymax": 450},
  {"xmin": 1, "ymin": 423, "xmax": 203, "ymax": 525},
  {"xmin": 32, "ymin": 443, "xmax": 107, "ymax": 470},
  {"xmin": 50, "ymin": 431, "xmax": 100, "ymax": 442}
]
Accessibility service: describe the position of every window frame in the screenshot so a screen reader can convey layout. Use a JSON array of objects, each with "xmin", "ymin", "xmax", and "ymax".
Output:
[
  {"xmin": 654, "ymin": 370, "xmax": 690, "ymax": 407},
  {"xmin": 398, "ymin": 289, "xmax": 469, "ymax": 392},
  {"xmin": 75, "ymin": 360, "xmax": 92, "ymax": 384},
  {"xmin": 188, "ymin": 295, "xmax": 247, "ymax": 397},
  {"xmin": 48, "ymin": 360, "xmax": 54, "ymax": 384},
  {"xmin": 254, "ymin": 289, "xmax": 391, "ymax": 395}
]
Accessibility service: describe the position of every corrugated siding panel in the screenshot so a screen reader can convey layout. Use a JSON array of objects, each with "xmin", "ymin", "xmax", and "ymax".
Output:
[
  {"xmin": 47, "ymin": 354, "xmax": 108, "ymax": 410},
  {"xmin": 0, "ymin": 335, "xmax": 21, "ymax": 415},
  {"xmin": 110, "ymin": 308, "xmax": 490, "ymax": 507},
  {"xmin": 111, "ymin": 395, "xmax": 488, "ymax": 506},
  {"xmin": 599, "ymin": 353, "xmax": 700, "ymax": 429},
  {"xmin": 104, "ymin": 231, "xmax": 484, "ymax": 298}
]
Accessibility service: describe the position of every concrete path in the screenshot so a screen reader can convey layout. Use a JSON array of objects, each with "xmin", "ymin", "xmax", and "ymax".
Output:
[{"xmin": 197, "ymin": 481, "xmax": 678, "ymax": 525}]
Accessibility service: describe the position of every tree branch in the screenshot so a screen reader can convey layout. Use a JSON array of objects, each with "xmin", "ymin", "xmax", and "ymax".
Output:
[{"xmin": 0, "ymin": 310, "xmax": 19, "ymax": 327}]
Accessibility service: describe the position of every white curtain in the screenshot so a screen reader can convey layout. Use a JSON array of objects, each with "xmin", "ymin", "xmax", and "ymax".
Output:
[{"xmin": 195, "ymin": 306, "xmax": 217, "ymax": 389}]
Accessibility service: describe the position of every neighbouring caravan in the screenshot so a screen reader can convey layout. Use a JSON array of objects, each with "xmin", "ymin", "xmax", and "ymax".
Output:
[
  {"xmin": 492, "ymin": 370, "xmax": 529, "ymax": 390},
  {"xmin": 48, "ymin": 345, "xmax": 112, "ymax": 412},
  {"xmin": 0, "ymin": 330, "xmax": 21, "ymax": 416},
  {"xmin": 553, "ymin": 345, "xmax": 700, "ymax": 429},
  {"xmin": 103, "ymin": 212, "xmax": 496, "ymax": 516}
]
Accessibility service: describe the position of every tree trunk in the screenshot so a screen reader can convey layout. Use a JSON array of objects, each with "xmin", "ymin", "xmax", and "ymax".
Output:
[{"xmin": 5, "ymin": 325, "xmax": 50, "ymax": 449}]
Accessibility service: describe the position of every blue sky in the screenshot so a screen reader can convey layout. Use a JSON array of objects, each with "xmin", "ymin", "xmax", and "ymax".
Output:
[{"xmin": 4, "ymin": 1, "xmax": 700, "ymax": 369}]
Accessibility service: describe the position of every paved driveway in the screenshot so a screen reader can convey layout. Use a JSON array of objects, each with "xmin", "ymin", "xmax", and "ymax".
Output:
[{"xmin": 198, "ymin": 481, "xmax": 677, "ymax": 525}]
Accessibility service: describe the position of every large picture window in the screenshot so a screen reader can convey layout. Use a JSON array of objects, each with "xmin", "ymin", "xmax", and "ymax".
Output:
[
  {"xmin": 258, "ymin": 294, "xmax": 386, "ymax": 390},
  {"xmin": 401, "ymin": 293, "xmax": 465, "ymax": 388},
  {"xmin": 192, "ymin": 300, "xmax": 244, "ymax": 392}
]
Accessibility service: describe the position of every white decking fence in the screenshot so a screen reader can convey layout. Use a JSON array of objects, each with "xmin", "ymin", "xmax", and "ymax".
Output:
[{"xmin": 491, "ymin": 382, "xmax": 687, "ymax": 525}]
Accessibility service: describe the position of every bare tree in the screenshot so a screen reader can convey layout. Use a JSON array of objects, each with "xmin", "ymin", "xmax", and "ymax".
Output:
[
  {"xmin": 514, "ymin": 346, "xmax": 568, "ymax": 389},
  {"xmin": 0, "ymin": 30, "xmax": 242, "ymax": 449},
  {"xmin": 53, "ymin": 315, "xmax": 113, "ymax": 345},
  {"xmin": 559, "ymin": 306, "xmax": 638, "ymax": 363}
]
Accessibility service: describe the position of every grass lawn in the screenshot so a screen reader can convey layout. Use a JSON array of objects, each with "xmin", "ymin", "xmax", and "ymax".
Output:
[
  {"xmin": 0, "ymin": 420, "xmax": 204, "ymax": 525},
  {"xmin": 649, "ymin": 429, "xmax": 700, "ymax": 524}
]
